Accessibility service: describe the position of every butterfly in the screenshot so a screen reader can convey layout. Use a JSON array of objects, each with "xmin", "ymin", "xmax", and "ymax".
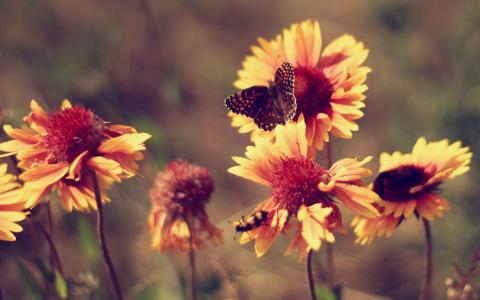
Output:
[{"xmin": 225, "ymin": 62, "xmax": 297, "ymax": 131}]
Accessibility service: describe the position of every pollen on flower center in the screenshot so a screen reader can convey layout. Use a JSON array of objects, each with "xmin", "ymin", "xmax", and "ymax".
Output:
[
  {"xmin": 271, "ymin": 156, "xmax": 331, "ymax": 215},
  {"xmin": 150, "ymin": 160, "xmax": 214, "ymax": 216},
  {"xmin": 373, "ymin": 165, "xmax": 434, "ymax": 202},
  {"xmin": 294, "ymin": 67, "xmax": 333, "ymax": 120},
  {"xmin": 44, "ymin": 107, "xmax": 106, "ymax": 163}
]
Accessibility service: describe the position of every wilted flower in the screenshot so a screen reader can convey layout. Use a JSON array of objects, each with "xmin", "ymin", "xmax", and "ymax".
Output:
[
  {"xmin": 228, "ymin": 115, "xmax": 381, "ymax": 260},
  {"xmin": 0, "ymin": 99, "xmax": 150, "ymax": 212},
  {"xmin": 148, "ymin": 160, "xmax": 223, "ymax": 253},
  {"xmin": 0, "ymin": 163, "xmax": 27, "ymax": 241},
  {"xmin": 352, "ymin": 137, "xmax": 472, "ymax": 245},
  {"xmin": 229, "ymin": 20, "xmax": 370, "ymax": 149}
]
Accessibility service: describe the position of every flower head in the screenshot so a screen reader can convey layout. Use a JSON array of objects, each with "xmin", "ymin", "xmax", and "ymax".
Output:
[
  {"xmin": 0, "ymin": 99, "xmax": 151, "ymax": 212},
  {"xmin": 148, "ymin": 160, "xmax": 223, "ymax": 253},
  {"xmin": 0, "ymin": 163, "xmax": 27, "ymax": 241},
  {"xmin": 352, "ymin": 137, "xmax": 472, "ymax": 245},
  {"xmin": 229, "ymin": 20, "xmax": 370, "ymax": 149},
  {"xmin": 228, "ymin": 115, "xmax": 381, "ymax": 260}
]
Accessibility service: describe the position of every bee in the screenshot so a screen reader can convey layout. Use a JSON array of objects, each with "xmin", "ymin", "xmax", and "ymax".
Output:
[{"xmin": 230, "ymin": 210, "xmax": 269, "ymax": 237}]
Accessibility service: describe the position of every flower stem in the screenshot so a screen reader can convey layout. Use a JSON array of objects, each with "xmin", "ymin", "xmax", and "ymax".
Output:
[
  {"xmin": 325, "ymin": 142, "xmax": 335, "ymax": 289},
  {"xmin": 187, "ymin": 216, "xmax": 198, "ymax": 300},
  {"xmin": 37, "ymin": 221, "xmax": 63, "ymax": 275},
  {"xmin": 306, "ymin": 250, "xmax": 319, "ymax": 300},
  {"xmin": 91, "ymin": 170, "xmax": 123, "ymax": 300},
  {"xmin": 419, "ymin": 218, "xmax": 433, "ymax": 300},
  {"xmin": 326, "ymin": 243, "xmax": 335, "ymax": 288}
]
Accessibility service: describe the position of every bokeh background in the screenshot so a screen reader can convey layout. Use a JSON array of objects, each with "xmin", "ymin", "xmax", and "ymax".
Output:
[{"xmin": 0, "ymin": 0, "xmax": 479, "ymax": 299}]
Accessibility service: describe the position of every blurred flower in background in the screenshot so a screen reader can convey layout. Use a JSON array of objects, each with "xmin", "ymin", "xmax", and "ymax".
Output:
[
  {"xmin": 229, "ymin": 20, "xmax": 370, "ymax": 149},
  {"xmin": 445, "ymin": 245, "xmax": 480, "ymax": 300},
  {"xmin": 0, "ymin": 163, "xmax": 26, "ymax": 241},
  {"xmin": 352, "ymin": 137, "xmax": 472, "ymax": 245},
  {"xmin": 0, "ymin": 99, "xmax": 151, "ymax": 211},
  {"xmin": 228, "ymin": 116, "xmax": 381, "ymax": 260},
  {"xmin": 148, "ymin": 159, "xmax": 223, "ymax": 253}
]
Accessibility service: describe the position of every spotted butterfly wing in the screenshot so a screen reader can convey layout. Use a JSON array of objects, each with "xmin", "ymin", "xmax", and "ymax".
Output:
[
  {"xmin": 225, "ymin": 61, "xmax": 297, "ymax": 131},
  {"xmin": 253, "ymin": 96, "xmax": 286, "ymax": 131},
  {"xmin": 225, "ymin": 86, "xmax": 268, "ymax": 118},
  {"xmin": 274, "ymin": 61, "xmax": 295, "ymax": 94}
]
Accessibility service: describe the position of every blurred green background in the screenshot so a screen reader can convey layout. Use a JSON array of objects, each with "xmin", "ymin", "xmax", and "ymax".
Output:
[{"xmin": 0, "ymin": 0, "xmax": 479, "ymax": 299}]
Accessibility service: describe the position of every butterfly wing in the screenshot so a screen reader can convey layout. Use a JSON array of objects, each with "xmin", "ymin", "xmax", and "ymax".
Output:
[
  {"xmin": 274, "ymin": 62, "xmax": 297, "ymax": 121},
  {"xmin": 253, "ymin": 96, "xmax": 286, "ymax": 131},
  {"xmin": 276, "ymin": 91, "xmax": 297, "ymax": 122},
  {"xmin": 226, "ymin": 62, "xmax": 296, "ymax": 131},
  {"xmin": 225, "ymin": 86, "xmax": 268, "ymax": 118},
  {"xmin": 274, "ymin": 62, "xmax": 295, "ymax": 94}
]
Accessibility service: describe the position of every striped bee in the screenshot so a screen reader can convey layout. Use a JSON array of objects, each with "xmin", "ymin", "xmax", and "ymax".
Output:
[{"xmin": 230, "ymin": 210, "xmax": 269, "ymax": 234}]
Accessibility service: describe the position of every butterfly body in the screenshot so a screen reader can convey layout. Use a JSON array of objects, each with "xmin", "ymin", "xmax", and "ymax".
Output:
[{"xmin": 225, "ymin": 62, "xmax": 297, "ymax": 131}]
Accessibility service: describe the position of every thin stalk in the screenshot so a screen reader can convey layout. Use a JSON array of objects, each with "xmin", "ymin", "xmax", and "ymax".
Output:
[
  {"xmin": 326, "ymin": 243, "xmax": 335, "ymax": 288},
  {"xmin": 325, "ymin": 141, "xmax": 335, "ymax": 289},
  {"xmin": 419, "ymin": 218, "xmax": 433, "ymax": 300},
  {"xmin": 45, "ymin": 202, "xmax": 63, "ymax": 274},
  {"xmin": 37, "ymin": 222, "xmax": 63, "ymax": 275},
  {"xmin": 187, "ymin": 216, "xmax": 197, "ymax": 300},
  {"xmin": 306, "ymin": 250, "xmax": 319, "ymax": 300},
  {"xmin": 91, "ymin": 170, "xmax": 123, "ymax": 300}
]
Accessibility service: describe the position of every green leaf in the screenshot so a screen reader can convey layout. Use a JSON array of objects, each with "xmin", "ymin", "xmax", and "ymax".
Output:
[
  {"xmin": 54, "ymin": 270, "xmax": 68, "ymax": 299},
  {"xmin": 315, "ymin": 285, "xmax": 337, "ymax": 300},
  {"xmin": 15, "ymin": 260, "xmax": 43, "ymax": 300},
  {"xmin": 76, "ymin": 217, "xmax": 99, "ymax": 264}
]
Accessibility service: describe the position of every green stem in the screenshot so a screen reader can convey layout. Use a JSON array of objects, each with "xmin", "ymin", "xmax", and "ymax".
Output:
[
  {"xmin": 325, "ymin": 142, "xmax": 335, "ymax": 289},
  {"xmin": 37, "ymin": 221, "xmax": 63, "ymax": 275},
  {"xmin": 306, "ymin": 251, "xmax": 319, "ymax": 300},
  {"xmin": 419, "ymin": 218, "xmax": 433, "ymax": 300},
  {"xmin": 91, "ymin": 170, "xmax": 123, "ymax": 300}
]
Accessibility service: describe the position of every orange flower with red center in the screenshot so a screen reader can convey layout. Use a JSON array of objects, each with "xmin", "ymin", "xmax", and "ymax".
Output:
[
  {"xmin": 0, "ymin": 163, "xmax": 27, "ymax": 241},
  {"xmin": 229, "ymin": 20, "xmax": 370, "ymax": 149},
  {"xmin": 352, "ymin": 137, "xmax": 472, "ymax": 245},
  {"xmin": 148, "ymin": 160, "xmax": 223, "ymax": 253},
  {"xmin": 228, "ymin": 115, "xmax": 381, "ymax": 260},
  {"xmin": 0, "ymin": 100, "xmax": 150, "ymax": 211}
]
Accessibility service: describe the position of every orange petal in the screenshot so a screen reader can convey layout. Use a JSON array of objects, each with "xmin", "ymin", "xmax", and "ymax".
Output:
[
  {"xmin": 297, "ymin": 204, "xmax": 334, "ymax": 251},
  {"xmin": 66, "ymin": 151, "xmax": 89, "ymax": 181},
  {"xmin": 20, "ymin": 163, "xmax": 68, "ymax": 185},
  {"xmin": 98, "ymin": 133, "xmax": 151, "ymax": 155},
  {"xmin": 87, "ymin": 156, "xmax": 122, "ymax": 181}
]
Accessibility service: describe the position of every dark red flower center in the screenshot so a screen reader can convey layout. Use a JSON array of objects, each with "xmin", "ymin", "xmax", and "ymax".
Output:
[
  {"xmin": 151, "ymin": 160, "xmax": 214, "ymax": 216},
  {"xmin": 270, "ymin": 156, "xmax": 331, "ymax": 215},
  {"xmin": 294, "ymin": 67, "xmax": 333, "ymax": 120},
  {"xmin": 373, "ymin": 165, "xmax": 435, "ymax": 202},
  {"xmin": 44, "ymin": 107, "xmax": 106, "ymax": 163}
]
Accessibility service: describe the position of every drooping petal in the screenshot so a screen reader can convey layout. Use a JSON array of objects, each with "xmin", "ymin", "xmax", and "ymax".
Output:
[{"xmin": 297, "ymin": 204, "xmax": 334, "ymax": 251}]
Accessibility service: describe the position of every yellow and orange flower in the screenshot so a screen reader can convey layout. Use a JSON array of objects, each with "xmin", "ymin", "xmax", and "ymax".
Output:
[
  {"xmin": 228, "ymin": 115, "xmax": 381, "ymax": 260},
  {"xmin": 229, "ymin": 20, "xmax": 370, "ymax": 149},
  {"xmin": 0, "ymin": 163, "xmax": 27, "ymax": 241},
  {"xmin": 352, "ymin": 137, "xmax": 472, "ymax": 245},
  {"xmin": 148, "ymin": 160, "xmax": 223, "ymax": 253},
  {"xmin": 0, "ymin": 99, "xmax": 150, "ymax": 212}
]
